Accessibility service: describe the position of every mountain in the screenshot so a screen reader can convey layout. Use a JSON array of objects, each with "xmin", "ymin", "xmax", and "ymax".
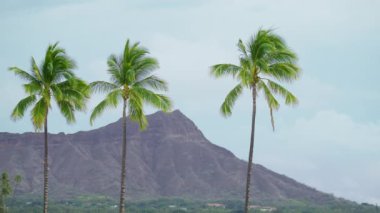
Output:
[{"xmin": 0, "ymin": 110, "xmax": 342, "ymax": 204}]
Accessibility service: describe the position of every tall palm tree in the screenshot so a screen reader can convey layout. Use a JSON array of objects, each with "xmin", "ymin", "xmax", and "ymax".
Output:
[
  {"xmin": 90, "ymin": 39, "xmax": 172, "ymax": 213},
  {"xmin": 210, "ymin": 29, "xmax": 301, "ymax": 213},
  {"xmin": 11, "ymin": 174, "xmax": 22, "ymax": 206},
  {"xmin": 0, "ymin": 172, "xmax": 12, "ymax": 213},
  {"xmin": 9, "ymin": 43, "xmax": 90, "ymax": 213}
]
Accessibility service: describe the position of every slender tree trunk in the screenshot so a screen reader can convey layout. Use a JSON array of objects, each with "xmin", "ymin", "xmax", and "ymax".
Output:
[
  {"xmin": 244, "ymin": 86, "xmax": 257, "ymax": 213},
  {"xmin": 119, "ymin": 99, "xmax": 127, "ymax": 213},
  {"xmin": 43, "ymin": 115, "xmax": 48, "ymax": 213},
  {"xmin": 0, "ymin": 195, "xmax": 4, "ymax": 213},
  {"xmin": 10, "ymin": 184, "xmax": 18, "ymax": 208}
]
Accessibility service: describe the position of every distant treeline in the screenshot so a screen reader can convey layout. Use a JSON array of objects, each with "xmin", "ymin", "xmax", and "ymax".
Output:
[{"xmin": 3, "ymin": 196, "xmax": 379, "ymax": 213}]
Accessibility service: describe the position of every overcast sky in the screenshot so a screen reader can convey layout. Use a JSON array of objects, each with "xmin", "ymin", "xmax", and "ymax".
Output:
[{"xmin": 1, "ymin": 0, "xmax": 379, "ymax": 204}]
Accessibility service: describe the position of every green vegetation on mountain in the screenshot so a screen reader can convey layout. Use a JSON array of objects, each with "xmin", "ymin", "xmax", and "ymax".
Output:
[{"xmin": 3, "ymin": 196, "xmax": 378, "ymax": 213}]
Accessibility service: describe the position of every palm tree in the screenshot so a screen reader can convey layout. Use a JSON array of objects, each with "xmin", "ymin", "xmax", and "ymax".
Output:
[
  {"xmin": 9, "ymin": 43, "xmax": 90, "ymax": 213},
  {"xmin": 13, "ymin": 175, "xmax": 22, "ymax": 194},
  {"xmin": 0, "ymin": 172, "xmax": 12, "ymax": 213},
  {"xmin": 11, "ymin": 175, "xmax": 22, "ymax": 206},
  {"xmin": 90, "ymin": 39, "xmax": 172, "ymax": 213},
  {"xmin": 210, "ymin": 29, "xmax": 301, "ymax": 213}
]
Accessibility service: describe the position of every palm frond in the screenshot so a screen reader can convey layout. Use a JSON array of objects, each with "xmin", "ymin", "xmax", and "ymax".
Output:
[
  {"xmin": 57, "ymin": 100, "xmax": 75, "ymax": 123},
  {"xmin": 258, "ymin": 81, "xmax": 279, "ymax": 131},
  {"xmin": 266, "ymin": 62, "xmax": 300, "ymax": 82},
  {"xmin": 237, "ymin": 66, "xmax": 252, "ymax": 87},
  {"xmin": 237, "ymin": 39, "xmax": 249, "ymax": 58},
  {"xmin": 55, "ymin": 78, "xmax": 90, "ymax": 111},
  {"xmin": 134, "ymin": 75, "xmax": 168, "ymax": 91},
  {"xmin": 90, "ymin": 81, "xmax": 119, "ymax": 93},
  {"xmin": 90, "ymin": 89, "xmax": 122, "ymax": 124},
  {"xmin": 60, "ymin": 89, "xmax": 87, "ymax": 110},
  {"xmin": 107, "ymin": 54, "xmax": 123, "ymax": 85},
  {"xmin": 51, "ymin": 84, "xmax": 64, "ymax": 101},
  {"xmin": 31, "ymin": 98, "xmax": 48, "ymax": 130},
  {"xmin": 8, "ymin": 67, "xmax": 38, "ymax": 82},
  {"xmin": 128, "ymin": 92, "xmax": 148, "ymax": 130},
  {"xmin": 130, "ymin": 87, "xmax": 172, "ymax": 112},
  {"xmin": 266, "ymin": 79, "xmax": 298, "ymax": 106},
  {"xmin": 11, "ymin": 95, "xmax": 36, "ymax": 120},
  {"xmin": 31, "ymin": 57, "xmax": 43, "ymax": 81},
  {"xmin": 23, "ymin": 81, "xmax": 42, "ymax": 95},
  {"xmin": 266, "ymin": 49, "xmax": 297, "ymax": 64},
  {"xmin": 134, "ymin": 57, "xmax": 159, "ymax": 79},
  {"xmin": 210, "ymin": 64, "xmax": 241, "ymax": 78},
  {"xmin": 220, "ymin": 84, "xmax": 243, "ymax": 117}
]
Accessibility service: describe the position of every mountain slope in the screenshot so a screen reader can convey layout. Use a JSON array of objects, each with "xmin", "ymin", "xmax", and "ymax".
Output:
[{"xmin": 0, "ymin": 110, "xmax": 339, "ymax": 204}]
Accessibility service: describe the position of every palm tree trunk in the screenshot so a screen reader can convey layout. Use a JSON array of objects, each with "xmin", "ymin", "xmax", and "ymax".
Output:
[
  {"xmin": 10, "ymin": 184, "xmax": 18, "ymax": 208},
  {"xmin": 244, "ymin": 86, "xmax": 257, "ymax": 213},
  {"xmin": 0, "ymin": 195, "xmax": 4, "ymax": 213},
  {"xmin": 119, "ymin": 99, "xmax": 127, "ymax": 213},
  {"xmin": 43, "ymin": 115, "xmax": 48, "ymax": 213}
]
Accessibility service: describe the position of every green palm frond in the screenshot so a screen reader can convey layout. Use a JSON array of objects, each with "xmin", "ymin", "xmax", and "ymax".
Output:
[
  {"xmin": 8, "ymin": 67, "xmax": 38, "ymax": 82},
  {"xmin": 131, "ymin": 87, "xmax": 172, "ymax": 112},
  {"xmin": 265, "ymin": 62, "xmax": 300, "ymax": 82},
  {"xmin": 11, "ymin": 95, "xmax": 37, "ymax": 120},
  {"xmin": 90, "ymin": 81, "xmax": 119, "ymax": 93},
  {"xmin": 134, "ymin": 57, "xmax": 159, "ymax": 80},
  {"xmin": 30, "ymin": 98, "xmax": 48, "ymax": 130},
  {"xmin": 54, "ymin": 78, "xmax": 89, "ymax": 112},
  {"xmin": 41, "ymin": 44, "xmax": 76, "ymax": 84},
  {"xmin": 210, "ymin": 64, "xmax": 241, "ymax": 78},
  {"xmin": 266, "ymin": 79, "xmax": 298, "ymax": 105},
  {"xmin": 51, "ymin": 84, "xmax": 63, "ymax": 101},
  {"xmin": 265, "ymin": 49, "xmax": 297, "ymax": 64},
  {"xmin": 57, "ymin": 100, "xmax": 75, "ymax": 123},
  {"xmin": 259, "ymin": 81, "xmax": 280, "ymax": 110},
  {"xmin": 237, "ymin": 39, "xmax": 249, "ymax": 58},
  {"xmin": 128, "ymin": 91, "xmax": 147, "ymax": 129},
  {"xmin": 61, "ymin": 89, "xmax": 87, "ymax": 109},
  {"xmin": 31, "ymin": 57, "xmax": 43, "ymax": 81},
  {"xmin": 107, "ymin": 54, "xmax": 123, "ymax": 84},
  {"xmin": 23, "ymin": 81, "xmax": 42, "ymax": 95},
  {"xmin": 238, "ymin": 67, "xmax": 252, "ymax": 87},
  {"xmin": 90, "ymin": 89, "xmax": 122, "ymax": 124},
  {"xmin": 259, "ymin": 81, "xmax": 279, "ymax": 131},
  {"xmin": 134, "ymin": 75, "xmax": 168, "ymax": 91},
  {"xmin": 220, "ymin": 84, "xmax": 243, "ymax": 117}
]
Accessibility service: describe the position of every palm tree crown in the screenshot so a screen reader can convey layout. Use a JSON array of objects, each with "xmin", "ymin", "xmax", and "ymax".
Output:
[
  {"xmin": 211, "ymin": 29, "xmax": 300, "ymax": 129},
  {"xmin": 90, "ymin": 39, "xmax": 172, "ymax": 127},
  {"xmin": 10, "ymin": 43, "xmax": 90, "ymax": 129}
]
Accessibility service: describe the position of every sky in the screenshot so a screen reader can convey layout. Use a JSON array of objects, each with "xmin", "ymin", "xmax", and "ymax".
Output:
[{"xmin": 0, "ymin": 0, "xmax": 380, "ymax": 204}]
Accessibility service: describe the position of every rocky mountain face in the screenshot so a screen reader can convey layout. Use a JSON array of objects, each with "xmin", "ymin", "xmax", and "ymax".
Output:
[{"xmin": 0, "ymin": 110, "xmax": 338, "ymax": 204}]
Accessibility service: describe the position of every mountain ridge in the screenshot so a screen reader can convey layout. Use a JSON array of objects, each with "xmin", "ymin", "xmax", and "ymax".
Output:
[{"xmin": 0, "ymin": 110, "xmax": 345, "ymax": 205}]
